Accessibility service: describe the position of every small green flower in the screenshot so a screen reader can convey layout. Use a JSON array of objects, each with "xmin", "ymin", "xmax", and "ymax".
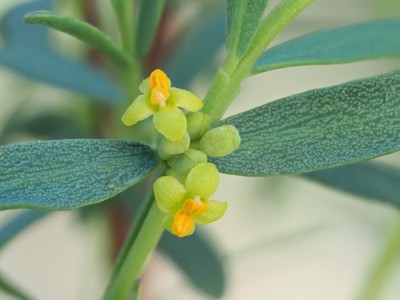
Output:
[
  {"xmin": 121, "ymin": 69, "xmax": 203, "ymax": 142},
  {"xmin": 154, "ymin": 162, "xmax": 227, "ymax": 237}
]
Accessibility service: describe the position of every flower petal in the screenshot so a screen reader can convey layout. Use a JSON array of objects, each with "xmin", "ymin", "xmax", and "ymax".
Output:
[
  {"xmin": 170, "ymin": 88, "xmax": 203, "ymax": 112},
  {"xmin": 139, "ymin": 77, "xmax": 150, "ymax": 94},
  {"xmin": 162, "ymin": 213, "xmax": 175, "ymax": 234},
  {"xmin": 153, "ymin": 108, "xmax": 187, "ymax": 142},
  {"xmin": 185, "ymin": 162, "xmax": 219, "ymax": 199},
  {"xmin": 153, "ymin": 176, "xmax": 186, "ymax": 212},
  {"xmin": 167, "ymin": 149, "xmax": 208, "ymax": 176},
  {"xmin": 196, "ymin": 200, "xmax": 227, "ymax": 225},
  {"xmin": 157, "ymin": 132, "xmax": 190, "ymax": 160},
  {"xmin": 121, "ymin": 95, "xmax": 154, "ymax": 126}
]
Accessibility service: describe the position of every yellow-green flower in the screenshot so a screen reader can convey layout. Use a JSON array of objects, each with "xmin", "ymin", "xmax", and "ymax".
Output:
[
  {"xmin": 121, "ymin": 69, "xmax": 203, "ymax": 142},
  {"xmin": 154, "ymin": 162, "xmax": 227, "ymax": 237}
]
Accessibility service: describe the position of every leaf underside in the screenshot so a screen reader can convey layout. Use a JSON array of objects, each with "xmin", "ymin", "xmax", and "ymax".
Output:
[
  {"xmin": 304, "ymin": 163, "xmax": 400, "ymax": 208},
  {"xmin": 211, "ymin": 70, "xmax": 400, "ymax": 176},
  {"xmin": 0, "ymin": 140, "xmax": 158, "ymax": 210},
  {"xmin": 253, "ymin": 19, "xmax": 400, "ymax": 73}
]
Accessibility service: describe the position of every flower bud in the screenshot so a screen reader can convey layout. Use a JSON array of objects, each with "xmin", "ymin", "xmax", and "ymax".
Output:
[
  {"xmin": 167, "ymin": 149, "xmax": 208, "ymax": 176},
  {"xmin": 199, "ymin": 125, "xmax": 241, "ymax": 157},
  {"xmin": 186, "ymin": 112, "xmax": 212, "ymax": 140},
  {"xmin": 157, "ymin": 132, "xmax": 190, "ymax": 160}
]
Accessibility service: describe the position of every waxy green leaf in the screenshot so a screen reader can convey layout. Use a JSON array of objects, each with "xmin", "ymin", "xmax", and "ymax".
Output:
[
  {"xmin": 23, "ymin": 11, "xmax": 130, "ymax": 67},
  {"xmin": 0, "ymin": 140, "xmax": 158, "ymax": 210},
  {"xmin": 159, "ymin": 231, "xmax": 225, "ymax": 298},
  {"xmin": 253, "ymin": 19, "xmax": 400, "ymax": 74},
  {"xmin": 212, "ymin": 70, "xmax": 400, "ymax": 176},
  {"xmin": 0, "ymin": 0, "xmax": 121, "ymax": 103},
  {"xmin": 305, "ymin": 163, "xmax": 400, "ymax": 208},
  {"xmin": 226, "ymin": 0, "xmax": 269, "ymax": 57}
]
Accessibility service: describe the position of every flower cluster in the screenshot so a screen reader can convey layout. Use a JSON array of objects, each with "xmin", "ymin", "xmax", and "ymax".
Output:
[{"xmin": 122, "ymin": 69, "xmax": 240, "ymax": 237}]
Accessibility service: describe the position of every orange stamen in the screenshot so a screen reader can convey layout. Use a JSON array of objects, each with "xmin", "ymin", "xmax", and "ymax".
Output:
[
  {"xmin": 149, "ymin": 69, "xmax": 170, "ymax": 106},
  {"xmin": 184, "ymin": 198, "xmax": 208, "ymax": 216},
  {"xmin": 172, "ymin": 209, "xmax": 195, "ymax": 237},
  {"xmin": 172, "ymin": 197, "xmax": 208, "ymax": 237}
]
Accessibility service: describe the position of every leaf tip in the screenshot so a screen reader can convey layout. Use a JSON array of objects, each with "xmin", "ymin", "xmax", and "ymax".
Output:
[{"xmin": 23, "ymin": 10, "xmax": 52, "ymax": 24}]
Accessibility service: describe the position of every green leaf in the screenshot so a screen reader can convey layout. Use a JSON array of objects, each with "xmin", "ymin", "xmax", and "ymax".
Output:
[
  {"xmin": 0, "ymin": 140, "xmax": 158, "ymax": 210},
  {"xmin": 111, "ymin": 0, "xmax": 134, "ymax": 53},
  {"xmin": 253, "ymin": 19, "xmax": 400, "ymax": 74},
  {"xmin": 226, "ymin": 0, "xmax": 269, "ymax": 57},
  {"xmin": 23, "ymin": 11, "xmax": 130, "ymax": 67},
  {"xmin": 304, "ymin": 163, "xmax": 400, "ymax": 208},
  {"xmin": 159, "ymin": 231, "xmax": 225, "ymax": 298},
  {"xmin": 211, "ymin": 70, "xmax": 400, "ymax": 176},
  {"xmin": 0, "ymin": 0, "xmax": 122, "ymax": 103},
  {"xmin": 136, "ymin": 0, "xmax": 165, "ymax": 59},
  {"xmin": 0, "ymin": 211, "xmax": 48, "ymax": 249}
]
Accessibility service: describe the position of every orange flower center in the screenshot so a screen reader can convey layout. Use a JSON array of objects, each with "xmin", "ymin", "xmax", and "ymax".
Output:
[
  {"xmin": 184, "ymin": 198, "xmax": 208, "ymax": 215},
  {"xmin": 149, "ymin": 69, "xmax": 170, "ymax": 106},
  {"xmin": 172, "ymin": 197, "xmax": 208, "ymax": 237}
]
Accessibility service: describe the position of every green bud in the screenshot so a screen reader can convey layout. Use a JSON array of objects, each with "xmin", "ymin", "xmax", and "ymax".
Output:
[
  {"xmin": 167, "ymin": 149, "xmax": 208, "ymax": 176},
  {"xmin": 199, "ymin": 125, "xmax": 241, "ymax": 157},
  {"xmin": 157, "ymin": 132, "xmax": 190, "ymax": 160},
  {"xmin": 187, "ymin": 112, "xmax": 212, "ymax": 140},
  {"xmin": 165, "ymin": 168, "xmax": 187, "ymax": 184}
]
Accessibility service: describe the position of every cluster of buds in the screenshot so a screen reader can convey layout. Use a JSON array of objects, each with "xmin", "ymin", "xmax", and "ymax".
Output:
[{"xmin": 122, "ymin": 69, "xmax": 240, "ymax": 237}]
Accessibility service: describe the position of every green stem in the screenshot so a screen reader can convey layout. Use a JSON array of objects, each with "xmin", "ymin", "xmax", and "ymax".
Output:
[
  {"xmin": 103, "ymin": 199, "xmax": 164, "ymax": 300},
  {"xmin": 237, "ymin": 0, "xmax": 315, "ymax": 74},
  {"xmin": 201, "ymin": 66, "xmax": 242, "ymax": 123},
  {"xmin": 357, "ymin": 214, "xmax": 400, "ymax": 300},
  {"xmin": 111, "ymin": 0, "xmax": 142, "ymax": 135},
  {"xmin": 202, "ymin": 0, "xmax": 315, "ymax": 122},
  {"xmin": 111, "ymin": 0, "xmax": 135, "ymax": 55}
]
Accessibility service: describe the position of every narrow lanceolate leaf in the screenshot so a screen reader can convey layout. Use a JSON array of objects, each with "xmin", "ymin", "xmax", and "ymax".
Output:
[
  {"xmin": 0, "ymin": 140, "xmax": 158, "ymax": 210},
  {"xmin": 23, "ymin": 11, "xmax": 130, "ymax": 67},
  {"xmin": 136, "ymin": 0, "xmax": 165, "ymax": 59},
  {"xmin": 211, "ymin": 70, "xmax": 400, "ymax": 176},
  {"xmin": 0, "ymin": 0, "xmax": 121, "ymax": 102},
  {"xmin": 226, "ymin": 0, "xmax": 269, "ymax": 57},
  {"xmin": 159, "ymin": 231, "xmax": 225, "ymax": 298},
  {"xmin": 253, "ymin": 19, "xmax": 400, "ymax": 74},
  {"xmin": 304, "ymin": 163, "xmax": 400, "ymax": 208}
]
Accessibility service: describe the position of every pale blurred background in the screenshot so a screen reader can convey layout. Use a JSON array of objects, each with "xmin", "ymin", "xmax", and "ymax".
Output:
[{"xmin": 1, "ymin": 0, "xmax": 400, "ymax": 299}]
